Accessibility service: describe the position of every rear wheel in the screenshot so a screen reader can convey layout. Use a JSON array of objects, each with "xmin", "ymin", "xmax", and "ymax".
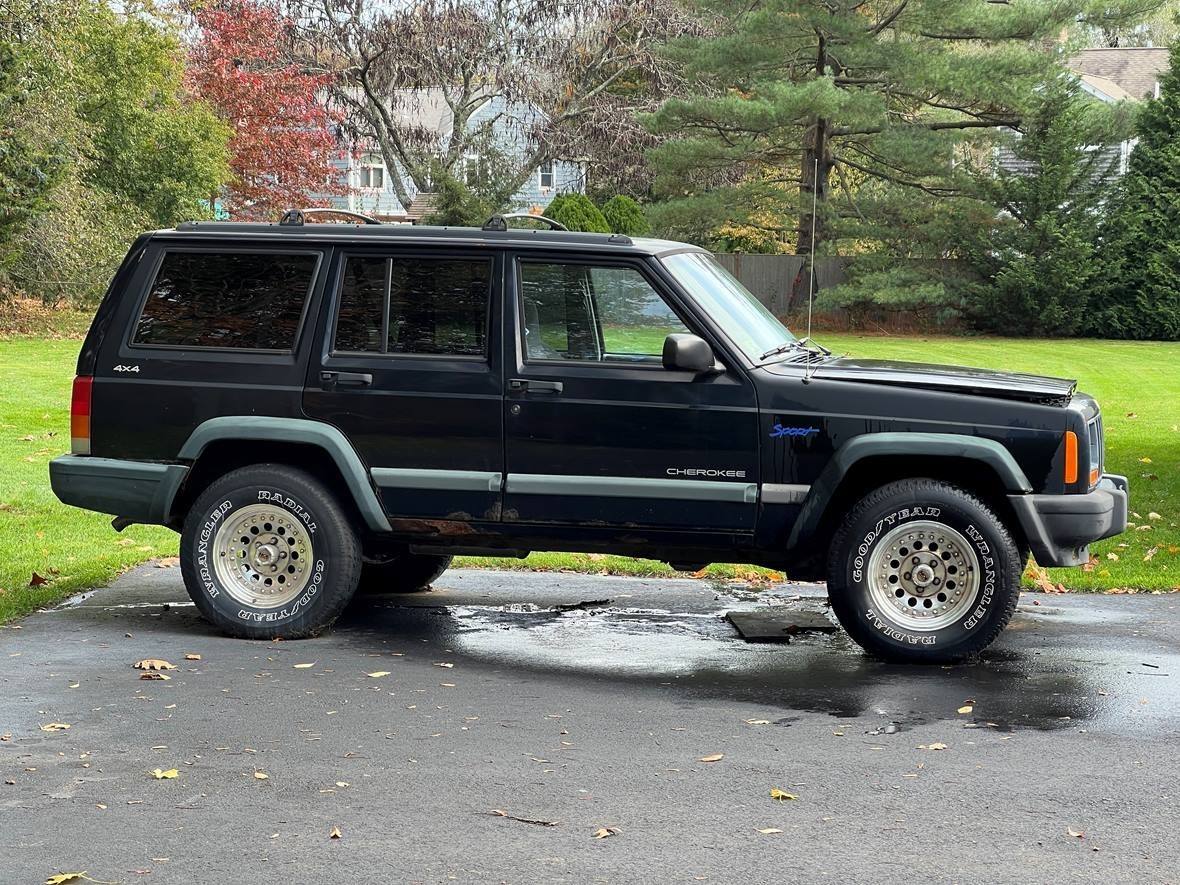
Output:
[
  {"xmin": 356, "ymin": 552, "xmax": 453, "ymax": 595},
  {"xmin": 180, "ymin": 464, "xmax": 361, "ymax": 639},
  {"xmin": 826, "ymin": 478, "xmax": 1021, "ymax": 663}
]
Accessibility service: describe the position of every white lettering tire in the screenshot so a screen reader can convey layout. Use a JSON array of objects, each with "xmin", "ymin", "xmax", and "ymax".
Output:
[
  {"xmin": 826, "ymin": 479, "xmax": 1022, "ymax": 663},
  {"xmin": 180, "ymin": 464, "xmax": 362, "ymax": 639}
]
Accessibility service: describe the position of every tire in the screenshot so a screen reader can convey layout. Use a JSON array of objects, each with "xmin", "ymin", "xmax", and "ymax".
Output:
[
  {"xmin": 826, "ymin": 478, "xmax": 1022, "ymax": 664},
  {"xmin": 179, "ymin": 464, "xmax": 362, "ymax": 640},
  {"xmin": 356, "ymin": 553, "xmax": 453, "ymax": 595}
]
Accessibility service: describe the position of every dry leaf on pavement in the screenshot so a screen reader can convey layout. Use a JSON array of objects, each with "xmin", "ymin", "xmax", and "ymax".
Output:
[
  {"xmin": 133, "ymin": 659, "xmax": 177, "ymax": 671},
  {"xmin": 292, "ymin": 662, "xmax": 316, "ymax": 669},
  {"xmin": 957, "ymin": 705, "xmax": 974, "ymax": 714},
  {"xmin": 918, "ymin": 742, "xmax": 948, "ymax": 751},
  {"xmin": 184, "ymin": 653, "xmax": 201, "ymax": 661},
  {"xmin": 698, "ymin": 753, "xmax": 724, "ymax": 763},
  {"xmin": 253, "ymin": 772, "xmax": 269, "ymax": 780},
  {"xmin": 592, "ymin": 826, "xmax": 620, "ymax": 839},
  {"xmin": 769, "ymin": 788, "xmax": 797, "ymax": 802},
  {"xmin": 329, "ymin": 826, "xmax": 342, "ymax": 839},
  {"xmin": 1068, "ymin": 828, "xmax": 1084, "ymax": 838},
  {"xmin": 756, "ymin": 828, "xmax": 783, "ymax": 834},
  {"xmin": 40, "ymin": 723, "xmax": 71, "ymax": 732},
  {"xmin": 367, "ymin": 671, "xmax": 391, "ymax": 678},
  {"xmin": 150, "ymin": 768, "xmax": 178, "ymax": 779}
]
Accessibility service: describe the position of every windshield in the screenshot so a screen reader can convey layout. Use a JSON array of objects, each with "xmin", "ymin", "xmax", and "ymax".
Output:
[{"xmin": 661, "ymin": 252, "xmax": 795, "ymax": 363}]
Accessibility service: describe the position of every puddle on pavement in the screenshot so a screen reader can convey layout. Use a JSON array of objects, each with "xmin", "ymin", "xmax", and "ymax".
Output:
[{"xmin": 329, "ymin": 597, "xmax": 1180, "ymax": 735}]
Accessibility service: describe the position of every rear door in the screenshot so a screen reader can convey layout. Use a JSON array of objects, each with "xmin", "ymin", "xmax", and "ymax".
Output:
[
  {"xmin": 501, "ymin": 251, "xmax": 759, "ymax": 531},
  {"xmin": 303, "ymin": 246, "xmax": 504, "ymax": 522}
]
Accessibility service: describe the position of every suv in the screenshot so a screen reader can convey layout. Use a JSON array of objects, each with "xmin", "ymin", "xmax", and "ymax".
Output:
[{"xmin": 50, "ymin": 212, "xmax": 1128, "ymax": 663}]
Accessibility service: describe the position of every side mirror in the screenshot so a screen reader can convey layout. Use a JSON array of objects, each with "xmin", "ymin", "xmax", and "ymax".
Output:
[{"xmin": 662, "ymin": 333, "xmax": 718, "ymax": 373}]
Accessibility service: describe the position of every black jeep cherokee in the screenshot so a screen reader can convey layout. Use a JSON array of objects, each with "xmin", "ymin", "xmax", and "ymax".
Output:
[{"xmin": 50, "ymin": 213, "xmax": 1128, "ymax": 663}]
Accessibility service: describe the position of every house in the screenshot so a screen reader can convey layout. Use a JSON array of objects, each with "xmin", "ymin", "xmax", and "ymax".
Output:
[
  {"xmin": 993, "ymin": 47, "xmax": 1170, "ymax": 180},
  {"xmin": 311, "ymin": 88, "xmax": 587, "ymax": 223}
]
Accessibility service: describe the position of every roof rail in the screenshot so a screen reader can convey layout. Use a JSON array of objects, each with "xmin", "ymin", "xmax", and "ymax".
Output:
[
  {"xmin": 279, "ymin": 208, "xmax": 381, "ymax": 226},
  {"xmin": 482, "ymin": 212, "xmax": 568, "ymax": 232}
]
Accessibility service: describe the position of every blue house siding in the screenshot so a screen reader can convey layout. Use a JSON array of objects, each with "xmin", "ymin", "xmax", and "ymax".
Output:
[{"xmin": 311, "ymin": 94, "xmax": 585, "ymax": 220}]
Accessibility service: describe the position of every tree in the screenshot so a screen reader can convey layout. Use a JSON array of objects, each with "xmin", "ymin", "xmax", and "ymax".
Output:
[
  {"xmin": 645, "ymin": 0, "xmax": 1158, "ymax": 308},
  {"xmin": 286, "ymin": 0, "xmax": 683, "ymax": 214},
  {"xmin": 1093, "ymin": 41, "xmax": 1180, "ymax": 340},
  {"xmin": 0, "ymin": 42, "xmax": 65, "ymax": 269},
  {"xmin": 546, "ymin": 193, "xmax": 610, "ymax": 232},
  {"xmin": 601, "ymin": 194, "xmax": 650, "ymax": 235},
  {"xmin": 962, "ymin": 73, "xmax": 1132, "ymax": 336},
  {"xmin": 69, "ymin": 3, "xmax": 231, "ymax": 227},
  {"xmin": 186, "ymin": 0, "xmax": 344, "ymax": 220}
]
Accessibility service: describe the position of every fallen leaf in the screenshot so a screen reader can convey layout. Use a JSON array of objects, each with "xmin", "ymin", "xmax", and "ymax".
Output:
[
  {"xmin": 184, "ymin": 653, "xmax": 201, "ymax": 661},
  {"xmin": 367, "ymin": 671, "xmax": 391, "ymax": 678},
  {"xmin": 39, "ymin": 723, "xmax": 70, "ymax": 732},
  {"xmin": 433, "ymin": 662, "xmax": 454, "ymax": 669},
  {"xmin": 698, "ymin": 753, "xmax": 724, "ymax": 763},
  {"xmin": 769, "ymin": 787, "xmax": 797, "ymax": 802},
  {"xmin": 29, "ymin": 573, "xmax": 49, "ymax": 587},
  {"xmin": 957, "ymin": 705, "xmax": 974, "ymax": 715},
  {"xmin": 743, "ymin": 719, "xmax": 771, "ymax": 726},
  {"xmin": 756, "ymin": 827, "xmax": 783, "ymax": 835},
  {"xmin": 1068, "ymin": 828, "xmax": 1084, "ymax": 839},
  {"xmin": 139, "ymin": 672, "xmax": 171, "ymax": 681},
  {"xmin": 918, "ymin": 742, "xmax": 948, "ymax": 751},
  {"xmin": 150, "ymin": 768, "xmax": 178, "ymax": 779},
  {"xmin": 292, "ymin": 662, "xmax": 316, "ymax": 669},
  {"xmin": 329, "ymin": 826, "xmax": 342, "ymax": 839},
  {"xmin": 45, "ymin": 874, "xmax": 102, "ymax": 885},
  {"xmin": 253, "ymin": 771, "xmax": 269, "ymax": 780},
  {"xmin": 335, "ymin": 781, "xmax": 349, "ymax": 788},
  {"xmin": 1148, "ymin": 512, "xmax": 1162, "ymax": 520},
  {"xmin": 133, "ymin": 659, "xmax": 176, "ymax": 671},
  {"xmin": 1138, "ymin": 457, "xmax": 1152, "ymax": 464},
  {"xmin": 1144, "ymin": 547, "xmax": 1159, "ymax": 563},
  {"xmin": 1106, "ymin": 552, "xmax": 1119, "ymax": 561},
  {"xmin": 155, "ymin": 557, "xmax": 180, "ymax": 568},
  {"xmin": 592, "ymin": 826, "xmax": 621, "ymax": 839}
]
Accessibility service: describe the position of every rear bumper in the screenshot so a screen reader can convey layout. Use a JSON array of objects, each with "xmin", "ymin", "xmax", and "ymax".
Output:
[
  {"xmin": 49, "ymin": 455, "xmax": 187, "ymax": 526},
  {"xmin": 1008, "ymin": 474, "xmax": 1129, "ymax": 568}
]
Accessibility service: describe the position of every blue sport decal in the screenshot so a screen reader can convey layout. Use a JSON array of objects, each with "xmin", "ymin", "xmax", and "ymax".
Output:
[{"xmin": 769, "ymin": 423, "xmax": 820, "ymax": 439}]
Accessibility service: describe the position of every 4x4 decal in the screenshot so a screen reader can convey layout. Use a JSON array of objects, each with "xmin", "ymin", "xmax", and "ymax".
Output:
[{"xmin": 112, "ymin": 364, "xmax": 141, "ymax": 373}]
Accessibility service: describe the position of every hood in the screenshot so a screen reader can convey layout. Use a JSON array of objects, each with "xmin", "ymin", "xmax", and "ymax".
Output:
[{"xmin": 804, "ymin": 357, "xmax": 1077, "ymax": 406}]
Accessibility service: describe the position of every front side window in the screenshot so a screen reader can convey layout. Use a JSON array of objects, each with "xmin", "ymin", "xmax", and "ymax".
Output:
[
  {"xmin": 334, "ymin": 256, "xmax": 491, "ymax": 357},
  {"xmin": 133, "ymin": 251, "xmax": 317, "ymax": 350},
  {"xmin": 519, "ymin": 261, "xmax": 689, "ymax": 364}
]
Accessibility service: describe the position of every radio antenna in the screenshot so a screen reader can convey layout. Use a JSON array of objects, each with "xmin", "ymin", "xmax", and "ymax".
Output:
[{"xmin": 804, "ymin": 155, "xmax": 819, "ymax": 383}]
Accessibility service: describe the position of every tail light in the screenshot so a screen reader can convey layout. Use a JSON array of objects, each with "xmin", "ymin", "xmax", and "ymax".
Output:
[{"xmin": 71, "ymin": 375, "xmax": 93, "ymax": 455}]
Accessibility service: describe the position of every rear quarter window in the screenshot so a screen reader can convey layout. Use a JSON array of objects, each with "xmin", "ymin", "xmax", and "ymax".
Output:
[{"xmin": 132, "ymin": 250, "xmax": 319, "ymax": 351}]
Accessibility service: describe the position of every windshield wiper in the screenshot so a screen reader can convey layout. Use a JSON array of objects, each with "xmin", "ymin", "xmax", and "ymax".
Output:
[{"xmin": 759, "ymin": 337, "xmax": 831, "ymax": 362}]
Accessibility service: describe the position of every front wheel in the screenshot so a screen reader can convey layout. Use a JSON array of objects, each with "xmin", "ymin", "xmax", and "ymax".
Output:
[
  {"xmin": 179, "ymin": 464, "xmax": 362, "ymax": 639},
  {"xmin": 826, "ymin": 479, "xmax": 1022, "ymax": 663}
]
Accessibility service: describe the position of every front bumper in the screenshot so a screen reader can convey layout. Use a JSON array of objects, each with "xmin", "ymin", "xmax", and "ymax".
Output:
[
  {"xmin": 49, "ymin": 455, "xmax": 188, "ymax": 526},
  {"xmin": 1008, "ymin": 474, "xmax": 1129, "ymax": 567}
]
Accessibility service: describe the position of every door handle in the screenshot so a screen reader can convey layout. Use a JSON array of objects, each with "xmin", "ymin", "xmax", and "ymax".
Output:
[
  {"xmin": 508, "ymin": 378, "xmax": 563, "ymax": 395},
  {"xmin": 321, "ymin": 371, "xmax": 373, "ymax": 388}
]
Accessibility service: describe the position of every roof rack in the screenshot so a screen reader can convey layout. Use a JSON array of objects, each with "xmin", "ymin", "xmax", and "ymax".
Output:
[
  {"xmin": 482, "ymin": 212, "xmax": 568, "ymax": 232},
  {"xmin": 280, "ymin": 208, "xmax": 381, "ymax": 226}
]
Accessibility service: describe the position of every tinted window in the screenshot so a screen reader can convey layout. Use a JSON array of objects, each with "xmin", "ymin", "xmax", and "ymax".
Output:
[
  {"xmin": 133, "ymin": 251, "xmax": 317, "ymax": 350},
  {"xmin": 520, "ymin": 261, "xmax": 688, "ymax": 363},
  {"xmin": 333, "ymin": 256, "xmax": 491, "ymax": 356}
]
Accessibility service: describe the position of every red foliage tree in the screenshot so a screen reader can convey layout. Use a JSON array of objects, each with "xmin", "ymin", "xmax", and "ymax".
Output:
[{"xmin": 186, "ymin": 0, "xmax": 344, "ymax": 220}]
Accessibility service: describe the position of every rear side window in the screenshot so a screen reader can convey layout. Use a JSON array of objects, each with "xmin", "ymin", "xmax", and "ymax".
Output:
[
  {"xmin": 133, "ymin": 251, "xmax": 318, "ymax": 350},
  {"xmin": 334, "ymin": 255, "xmax": 492, "ymax": 356}
]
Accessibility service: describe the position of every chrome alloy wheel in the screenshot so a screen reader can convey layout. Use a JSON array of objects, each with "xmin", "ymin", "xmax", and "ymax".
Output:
[
  {"xmin": 865, "ymin": 520, "xmax": 981, "ymax": 631},
  {"xmin": 212, "ymin": 503, "xmax": 313, "ymax": 609}
]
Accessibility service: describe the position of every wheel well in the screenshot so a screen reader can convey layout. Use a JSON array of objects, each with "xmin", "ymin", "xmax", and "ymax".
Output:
[
  {"xmin": 795, "ymin": 455, "xmax": 1025, "ymax": 576},
  {"xmin": 168, "ymin": 440, "xmax": 368, "ymax": 534}
]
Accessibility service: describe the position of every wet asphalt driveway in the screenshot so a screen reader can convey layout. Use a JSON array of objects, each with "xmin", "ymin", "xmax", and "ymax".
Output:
[{"xmin": 2, "ymin": 567, "xmax": 1179, "ymax": 884}]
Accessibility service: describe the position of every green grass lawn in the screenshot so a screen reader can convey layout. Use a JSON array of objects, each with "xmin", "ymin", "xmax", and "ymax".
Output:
[{"xmin": 1, "ymin": 333, "xmax": 1176, "ymax": 624}]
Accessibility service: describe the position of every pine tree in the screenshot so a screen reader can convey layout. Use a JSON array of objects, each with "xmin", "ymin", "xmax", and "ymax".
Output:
[
  {"xmin": 1093, "ymin": 41, "xmax": 1180, "ymax": 340},
  {"xmin": 646, "ymin": 0, "xmax": 1157, "ymax": 308}
]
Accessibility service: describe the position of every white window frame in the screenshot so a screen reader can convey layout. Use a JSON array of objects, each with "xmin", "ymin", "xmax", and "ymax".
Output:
[
  {"xmin": 358, "ymin": 155, "xmax": 385, "ymax": 191},
  {"xmin": 538, "ymin": 159, "xmax": 555, "ymax": 192}
]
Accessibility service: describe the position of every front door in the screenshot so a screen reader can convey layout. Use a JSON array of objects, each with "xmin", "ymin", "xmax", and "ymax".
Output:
[
  {"xmin": 303, "ymin": 246, "xmax": 504, "ymax": 522},
  {"xmin": 502, "ymin": 252, "xmax": 759, "ymax": 531}
]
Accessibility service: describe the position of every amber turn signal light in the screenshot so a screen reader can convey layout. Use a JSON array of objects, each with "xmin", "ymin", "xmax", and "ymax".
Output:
[{"xmin": 1063, "ymin": 430, "xmax": 1078, "ymax": 485}]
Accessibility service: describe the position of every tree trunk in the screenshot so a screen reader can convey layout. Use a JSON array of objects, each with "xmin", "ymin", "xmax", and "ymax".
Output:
[{"xmin": 790, "ymin": 35, "xmax": 833, "ymax": 313}]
